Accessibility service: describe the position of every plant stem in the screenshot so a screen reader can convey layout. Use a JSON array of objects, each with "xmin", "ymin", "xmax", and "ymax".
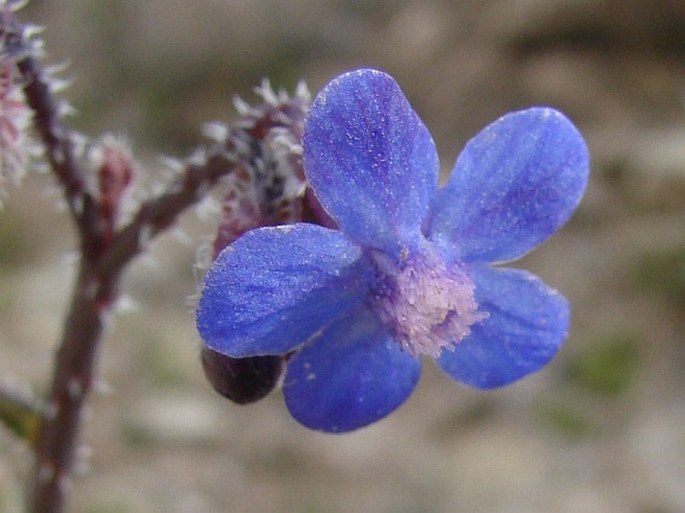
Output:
[
  {"xmin": 29, "ymin": 260, "xmax": 110, "ymax": 513},
  {"xmin": 14, "ymin": 54, "xmax": 90, "ymax": 236},
  {"xmin": 25, "ymin": 159, "xmax": 236, "ymax": 513},
  {"xmin": 7, "ymin": 20, "xmax": 237, "ymax": 509}
]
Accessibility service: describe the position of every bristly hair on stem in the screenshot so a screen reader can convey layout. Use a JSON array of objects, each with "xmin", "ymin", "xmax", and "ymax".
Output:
[
  {"xmin": 0, "ymin": 3, "xmax": 33, "ymax": 201},
  {"xmin": 0, "ymin": 6, "xmax": 312, "ymax": 513},
  {"xmin": 200, "ymin": 79, "xmax": 314, "ymax": 405}
]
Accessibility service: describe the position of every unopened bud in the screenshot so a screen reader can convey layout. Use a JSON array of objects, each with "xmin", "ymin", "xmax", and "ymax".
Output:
[
  {"xmin": 200, "ymin": 347, "xmax": 283, "ymax": 405},
  {"xmin": 93, "ymin": 136, "xmax": 134, "ymax": 218},
  {"xmin": 88, "ymin": 135, "xmax": 135, "ymax": 246}
]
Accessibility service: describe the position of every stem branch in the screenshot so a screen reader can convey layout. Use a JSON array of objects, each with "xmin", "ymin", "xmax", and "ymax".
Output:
[
  {"xmin": 3, "ymin": 10, "xmax": 239, "ymax": 513},
  {"xmin": 4, "ymin": 15, "xmax": 238, "ymax": 510}
]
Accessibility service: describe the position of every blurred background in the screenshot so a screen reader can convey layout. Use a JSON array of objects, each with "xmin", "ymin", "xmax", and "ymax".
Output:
[{"xmin": 2, "ymin": 0, "xmax": 685, "ymax": 512}]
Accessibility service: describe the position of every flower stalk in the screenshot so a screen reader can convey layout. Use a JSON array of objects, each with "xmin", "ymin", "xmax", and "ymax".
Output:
[{"xmin": 1, "ymin": 8, "xmax": 243, "ymax": 512}]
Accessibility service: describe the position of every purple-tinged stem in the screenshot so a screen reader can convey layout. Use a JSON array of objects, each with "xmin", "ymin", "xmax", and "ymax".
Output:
[
  {"xmin": 25, "ymin": 153, "xmax": 237, "ymax": 513},
  {"xmin": 14, "ymin": 56, "xmax": 91, "ymax": 234},
  {"xmin": 5, "ymin": 16, "xmax": 239, "ymax": 509}
]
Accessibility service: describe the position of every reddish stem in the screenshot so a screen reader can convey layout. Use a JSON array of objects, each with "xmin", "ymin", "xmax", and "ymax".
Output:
[
  {"xmin": 7, "ymin": 20, "xmax": 238, "ymax": 510},
  {"xmin": 26, "ymin": 155, "xmax": 236, "ymax": 513},
  {"xmin": 15, "ymin": 56, "xmax": 91, "ymax": 234},
  {"xmin": 29, "ymin": 261, "xmax": 109, "ymax": 513}
]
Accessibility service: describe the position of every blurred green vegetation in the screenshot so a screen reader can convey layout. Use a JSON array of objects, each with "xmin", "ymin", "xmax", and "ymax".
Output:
[
  {"xmin": 537, "ymin": 400, "xmax": 590, "ymax": 439},
  {"xmin": 634, "ymin": 247, "xmax": 685, "ymax": 313},
  {"xmin": 564, "ymin": 333, "xmax": 640, "ymax": 396}
]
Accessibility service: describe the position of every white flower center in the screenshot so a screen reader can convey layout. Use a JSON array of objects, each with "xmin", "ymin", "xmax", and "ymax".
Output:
[{"xmin": 369, "ymin": 245, "xmax": 487, "ymax": 358}]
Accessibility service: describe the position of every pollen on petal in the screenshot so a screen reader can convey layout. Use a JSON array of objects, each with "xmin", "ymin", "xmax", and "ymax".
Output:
[{"xmin": 369, "ymin": 244, "xmax": 487, "ymax": 358}]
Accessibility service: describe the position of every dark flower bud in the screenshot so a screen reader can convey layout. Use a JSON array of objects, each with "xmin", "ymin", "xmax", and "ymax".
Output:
[{"xmin": 200, "ymin": 347, "xmax": 283, "ymax": 405}]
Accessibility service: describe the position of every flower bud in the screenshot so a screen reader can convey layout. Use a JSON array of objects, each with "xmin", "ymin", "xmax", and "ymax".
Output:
[
  {"xmin": 200, "ymin": 347, "xmax": 283, "ymax": 405},
  {"xmin": 92, "ymin": 136, "xmax": 135, "ymax": 228}
]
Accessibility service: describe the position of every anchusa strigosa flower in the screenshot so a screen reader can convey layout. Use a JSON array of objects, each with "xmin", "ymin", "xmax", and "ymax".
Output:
[{"xmin": 196, "ymin": 69, "xmax": 589, "ymax": 432}]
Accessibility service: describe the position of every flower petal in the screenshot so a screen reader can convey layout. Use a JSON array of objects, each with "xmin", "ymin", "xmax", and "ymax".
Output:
[
  {"xmin": 284, "ymin": 307, "xmax": 421, "ymax": 432},
  {"xmin": 303, "ymin": 69, "xmax": 439, "ymax": 256},
  {"xmin": 428, "ymin": 107, "xmax": 589, "ymax": 263},
  {"xmin": 438, "ymin": 266, "xmax": 569, "ymax": 389},
  {"xmin": 196, "ymin": 224, "xmax": 368, "ymax": 357}
]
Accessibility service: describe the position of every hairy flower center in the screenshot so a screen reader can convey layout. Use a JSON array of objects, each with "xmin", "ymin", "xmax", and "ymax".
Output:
[{"xmin": 369, "ymin": 246, "xmax": 487, "ymax": 358}]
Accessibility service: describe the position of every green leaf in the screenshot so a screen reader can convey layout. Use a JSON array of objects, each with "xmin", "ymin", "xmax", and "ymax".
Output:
[{"xmin": 0, "ymin": 389, "xmax": 41, "ymax": 447}]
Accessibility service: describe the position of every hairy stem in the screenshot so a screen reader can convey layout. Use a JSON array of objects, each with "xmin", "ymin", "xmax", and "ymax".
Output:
[
  {"xmin": 29, "ymin": 261, "xmax": 110, "ymax": 513},
  {"xmin": 26, "ymin": 156, "xmax": 236, "ymax": 513},
  {"xmin": 14, "ymin": 54, "xmax": 93, "ymax": 238},
  {"xmin": 5, "ymin": 17, "xmax": 238, "ymax": 508}
]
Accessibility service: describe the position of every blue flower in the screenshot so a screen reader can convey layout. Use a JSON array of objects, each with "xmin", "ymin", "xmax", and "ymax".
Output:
[{"xmin": 197, "ymin": 69, "xmax": 589, "ymax": 432}]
